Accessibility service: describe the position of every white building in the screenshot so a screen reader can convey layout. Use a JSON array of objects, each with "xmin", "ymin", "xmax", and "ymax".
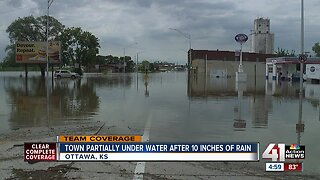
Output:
[
  {"xmin": 265, "ymin": 57, "xmax": 320, "ymax": 81},
  {"xmin": 251, "ymin": 18, "xmax": 274, "ymax": 54}
]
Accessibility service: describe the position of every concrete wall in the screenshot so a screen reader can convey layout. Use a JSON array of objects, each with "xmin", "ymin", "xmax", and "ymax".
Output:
[{"xmin": 192, "ymin": 59, "xmax": 266, "ymax": 77}]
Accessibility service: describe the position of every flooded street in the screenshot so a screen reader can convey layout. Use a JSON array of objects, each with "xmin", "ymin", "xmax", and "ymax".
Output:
[{"xmin": 0, "ymin": 71, "xmax": 319, "ymax": 178}]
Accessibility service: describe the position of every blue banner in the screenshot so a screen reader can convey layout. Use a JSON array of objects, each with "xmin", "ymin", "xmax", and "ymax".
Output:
[{"xmin": 59, "ymin": 143, "xmax": 258, "ymax": 153}]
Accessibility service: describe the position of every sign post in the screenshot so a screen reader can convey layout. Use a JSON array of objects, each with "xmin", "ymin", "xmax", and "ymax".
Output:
[{"xmin": 235, "ymin": 34, "xmax": 248, "ymax": 82}]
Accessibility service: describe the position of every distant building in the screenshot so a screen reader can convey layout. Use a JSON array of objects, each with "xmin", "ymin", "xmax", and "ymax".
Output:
[
  {"xmin": 153, "ymin": 61, "xmax": 175, "ymax": 72},
  {"xmin": 251, "ymin": 18, "xmax": 274, "ymax": 54},
  {"xmin": 189, "ymin": 49, "xmax": 276, "ymax": 77},
  {"xmin": 265, "ymin": 57, "xmax": 320, "ymax": 81}
]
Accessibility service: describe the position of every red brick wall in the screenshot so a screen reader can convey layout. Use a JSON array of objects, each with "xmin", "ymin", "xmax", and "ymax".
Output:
[{"xmin": 189, "ymin": 50, "xmax": 276, "ymax": 62}]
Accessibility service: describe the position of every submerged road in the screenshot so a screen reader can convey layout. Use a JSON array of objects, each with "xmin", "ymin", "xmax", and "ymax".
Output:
[{"xmin": 0, "ymin": 111, "xmax": 318, "ymax": 179}]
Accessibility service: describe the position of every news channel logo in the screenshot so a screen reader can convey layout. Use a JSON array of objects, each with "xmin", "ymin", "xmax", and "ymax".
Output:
[{"xmin": 262, "ymin": 143, "xmax": 305, "ymax": 162}]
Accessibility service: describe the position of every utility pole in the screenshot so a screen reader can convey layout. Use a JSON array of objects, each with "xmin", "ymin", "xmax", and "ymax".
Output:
[{"xmin": 168, "ymin": 28, "xmax": 192, "ymax": 69}]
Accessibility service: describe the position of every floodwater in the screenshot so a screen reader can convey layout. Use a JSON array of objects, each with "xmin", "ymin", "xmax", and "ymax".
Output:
[{"xmin": 0, "ymin": 71, "xmax": 319, "ymax": 176}]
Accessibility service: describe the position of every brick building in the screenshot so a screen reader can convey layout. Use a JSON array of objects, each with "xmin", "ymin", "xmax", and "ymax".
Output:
[{"xmin": 189, "ymin": 49, "xmax": 276, "ymax": 77}]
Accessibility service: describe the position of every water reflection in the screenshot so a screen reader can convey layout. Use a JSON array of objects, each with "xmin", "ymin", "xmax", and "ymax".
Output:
[
  {"xmin": 265, "ymin": 80, "xmax": 301, "ymax": 98},
  {"xmin": 187, "ymin": 72, "xmax": 320, "ymax": 131},
  {"xmin": 188, "ymin": 72, "xmax": 270, "ymax": 129},
  {"xmin": 144, "ymin": 73, "xmax": 149, "ymax": 97},
  {"xmin": 4, "ymin": 76, "xmax": 101, "ymax": 128},
  {"xmin": 297, "ymin": 85, "xmax": 304, "ymax": 148},
  {"xmin": 52, "ymin": 78, "xmax": 99, "ymax": 117},
  {"xmin": 85, "ymin": 74, "xmax": 133, "ymax": 88},
  {"xmin": 233, "ymin": 82, "xmax": 246, "ymax": 130},
  {"xmin": 0, "ymin": 73, "xmax": 136, "ymax": 130},
  {"xmin": 5, "ymin": 76, "xmax": 48, "ymax": 128},
  {"xmin": 187, "ymin": 72, "xmax": 320, "ymax": 174}
]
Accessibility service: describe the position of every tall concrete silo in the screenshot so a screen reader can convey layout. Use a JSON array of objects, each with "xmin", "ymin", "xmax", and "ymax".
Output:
[{"xmin": 251, "ymin": 18, "xmax": 274, "ymax": 54}]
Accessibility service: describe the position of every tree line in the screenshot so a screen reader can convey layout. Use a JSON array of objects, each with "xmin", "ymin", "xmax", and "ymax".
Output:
[
  {"xmin": 2, "ymin": 15, "xmax": 100, "ymax": 76},
  {"xmin": 275, "ymin": 44, "xmax": 320, "ymax": 58}
]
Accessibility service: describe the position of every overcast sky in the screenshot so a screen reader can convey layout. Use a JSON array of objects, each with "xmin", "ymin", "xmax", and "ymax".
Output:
[{"xmin": 1, "ymin": 0, "xmax": 320, "ymax": 63}]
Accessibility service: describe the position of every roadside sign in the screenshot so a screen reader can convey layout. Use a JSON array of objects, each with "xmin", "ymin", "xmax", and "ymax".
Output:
[
  {"xmin": 235, "ymin": 34, "xmax": 248, "ymax": 44},
  {"xmin": 15, "ymin": 41, "xmax": 60, "ymax": 64},
  {"xmin": 299, "ymin": 54, "xmax": 307, "ymax": 63}
]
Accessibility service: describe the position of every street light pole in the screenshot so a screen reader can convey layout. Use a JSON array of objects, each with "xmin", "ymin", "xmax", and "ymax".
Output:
[
  {"xmin": 135, "ymin": 52, "xmax": 143, "ymax": 92},
  {"xmin": 299, "ymin": 0, "xmax": 304, "ymax": 93},
  {"xmin": 123, "ymin": 47, "xmax": 126, "ymax": 73},
  {"xmin": 123, "ymin": 42, "xmax": 137, "ymax": 73},
  {"xmin": 136, "ymin": 51, "xmax": 144, "ymax": 73},
  {"xmin": 188, "ymin": 34, "xmax": 191, "ymax": 69},
  {"xmin": 169, "ymin": 28, "xmax": 192, "ymax": 69},
  {"xmin": 47, "ymin": 0, "xmax": 53, "ymax": 79},
  {"xmin": 297, "ymin": 0, "xmax": 305, "ymax": 146},
  {"xmin": 46, "ymin": 0, "xmax": 53, "ymax": 128},
  {"xmin": 136, "ymin": 52, "xmax": 139, "ymax": 73}
]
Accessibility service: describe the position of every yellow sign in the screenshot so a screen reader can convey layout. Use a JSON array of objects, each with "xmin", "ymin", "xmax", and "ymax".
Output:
[{"xmin": 15, "ymin": 41, "xmax": 60, "ymax": 64}]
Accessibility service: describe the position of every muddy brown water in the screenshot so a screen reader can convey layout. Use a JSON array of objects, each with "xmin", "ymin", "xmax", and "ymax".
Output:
[{"xmin": 0, "ymin": 71, "xmax": 319, "ymax": 177}]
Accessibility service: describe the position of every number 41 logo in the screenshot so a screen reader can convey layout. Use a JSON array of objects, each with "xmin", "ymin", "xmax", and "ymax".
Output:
[{"xmin": 262, "ymin": 143, "xmax": 285, "ymax": 162}]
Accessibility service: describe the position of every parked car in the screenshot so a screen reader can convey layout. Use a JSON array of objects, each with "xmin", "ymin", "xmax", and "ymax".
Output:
[{"xmin": 54, "ymin": 70, "xmax": 80, "ymax": 79}]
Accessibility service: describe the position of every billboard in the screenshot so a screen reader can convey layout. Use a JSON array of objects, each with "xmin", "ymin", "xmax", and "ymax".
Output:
[{"xmin": 15, "ymin": 41, "xmax": 60, "ymax": 64}]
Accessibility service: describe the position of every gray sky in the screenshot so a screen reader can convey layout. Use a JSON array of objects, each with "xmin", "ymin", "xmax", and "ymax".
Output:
[{"xmin": 1, "ymin": 0, "xmax": 320, "ymax": 64}]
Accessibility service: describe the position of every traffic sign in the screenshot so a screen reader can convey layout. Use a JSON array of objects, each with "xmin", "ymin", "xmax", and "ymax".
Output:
[{"xmin": 299, "ymin": 54, "xmax": 307, "ymax": 63}]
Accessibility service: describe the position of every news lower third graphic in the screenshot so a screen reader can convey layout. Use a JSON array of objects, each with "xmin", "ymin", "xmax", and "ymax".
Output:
[
  {"xmin": 265, "ymin": 163, "xmax": 303, "ymax": 172},
  {"xmin": 23, "ymin": 135, "xmax": 259, "ymax": 162},
  {"xmin": 23, "ymin": 138, "xmax": 306, "ymax": 172},
  {"xmin": 263, "ymin": 143, "xmax": 305, "ymax": 172},
  {"xmin": 58, "ymin": 142, "xmax": 258, "ymax": 161},
  {"xmin": 24, "ymin": 143, "xmax": 56, "ymax": 161}
]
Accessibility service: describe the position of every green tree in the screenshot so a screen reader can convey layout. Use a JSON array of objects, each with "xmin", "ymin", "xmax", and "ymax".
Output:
[
  {"xmin": 2, "ymin": 44, "xmax": 19, "ymax": 67},
  {"xmin": 5, "ymin": 15, "xmax": 64, "ymax": 76},
  {"xmin": 119, "ymin": 56, "xmax": 135, "ymax": 72},
  {"xmin": 96, "ymin": 55, "xmax": 107, "ymax": 65},
  {"xmin": 106, "ymin": 55, "xmax": 120, "ymax": 64},
  {"xmin": 312, "ymin": 42, "xmax": 320, "ymax": 57},
  {"xmin": 149, "ymin": 63, "xmax": 154, "ymax": 71},
  {"xmin": 59, "ymin": 27, "xmax": 100, "ymax": 75},
  {"xmin": 140, "ymin": 60, "xmax": 150, "ymax": 72},
  {"xmin": 275, "ymin": 48, "xmax": 296, "ymax": 57}
]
